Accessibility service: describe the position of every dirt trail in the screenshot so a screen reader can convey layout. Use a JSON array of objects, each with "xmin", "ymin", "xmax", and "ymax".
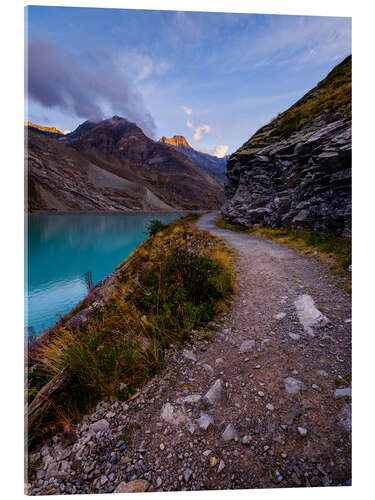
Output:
[{"xmin": 28, "ymin": 213, "xmax": 351, "ymax": 495}]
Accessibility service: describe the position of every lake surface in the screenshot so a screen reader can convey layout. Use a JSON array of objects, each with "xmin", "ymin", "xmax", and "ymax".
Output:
[{"xmin": 25, "ymin": 214, "xmax": 178, "ymax": 336}]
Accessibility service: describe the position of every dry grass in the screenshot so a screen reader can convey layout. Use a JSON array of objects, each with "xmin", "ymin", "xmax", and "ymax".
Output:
[
  {"xmin": 27, "ymin": 215, "xmax": 235, "ymax": 445},
  {"xmin": 216, "ymin": 216, "xmax": 351, "ymax": 293}
]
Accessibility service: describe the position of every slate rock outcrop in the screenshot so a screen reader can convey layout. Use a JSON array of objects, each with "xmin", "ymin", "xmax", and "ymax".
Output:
[{"xmin": 222, "ymin": 56, "xmax": 352, "ymax": 236}]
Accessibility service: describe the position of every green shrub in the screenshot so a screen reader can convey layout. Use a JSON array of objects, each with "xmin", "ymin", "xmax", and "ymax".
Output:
[{"xmin": 146, "ymin": 219, "xmax": 168, "ymax": 236}]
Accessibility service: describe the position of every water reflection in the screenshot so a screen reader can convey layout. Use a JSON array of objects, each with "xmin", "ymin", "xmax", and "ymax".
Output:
[{"xmin": 25, "ymin": 214, "xmax": 178, "ymax": 335}]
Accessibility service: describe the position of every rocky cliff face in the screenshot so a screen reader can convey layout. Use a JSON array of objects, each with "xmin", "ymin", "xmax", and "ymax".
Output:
[
  {"xmin": 159, "ymin": 135, "xmax": 227, "ymax": 181},
  {"xmin": 222, "ymin": 56, "xmax": 352, "ymax": 236}
]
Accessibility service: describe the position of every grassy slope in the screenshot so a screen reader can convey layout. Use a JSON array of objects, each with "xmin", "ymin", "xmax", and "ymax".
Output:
[
  {"xmin": 216, "ymin": 216, "xmax": 351, "ymax": 293},
  {"xmin": 239, "ymin": 54, "xmax": 351, "ymax": 149},
  {"xmin": 27, "ymin": 215, "xmax": 236, "ymax": 445}
]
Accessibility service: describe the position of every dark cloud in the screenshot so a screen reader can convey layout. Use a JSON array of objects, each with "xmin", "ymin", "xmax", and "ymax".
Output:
[{"xmin": 26, "ymin": 38, "xmax": 156, "ymax": 137}]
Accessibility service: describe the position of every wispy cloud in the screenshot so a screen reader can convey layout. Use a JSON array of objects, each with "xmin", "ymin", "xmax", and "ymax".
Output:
[
  {"xmin": 117, "ymin": 50, "xmax": 171, "ymax": 84},
  {"xmin": 27, "ymin": 38, "xmax": 156, "ymax": 137},
  {"xmin": 181, "ymin": 104, "xmax": 192, "ymax": 115},
  {"xmin": 186, "ymin": 119, "xmax": 211, "ymax": 141},
  {"xmin": 212, "ymin": 145, "xmax": 229, "ymax": 158}
]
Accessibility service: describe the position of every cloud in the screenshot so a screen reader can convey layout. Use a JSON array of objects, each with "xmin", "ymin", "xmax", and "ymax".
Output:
[
  {"xmin": 117, "ymin": 50, "xmax": 171, "ymax": 84},
  {"xmin": 26, "ymin": 38, "xmax": 156, "ymax": 137},
  {"xmin": 181, "ymin": 104, "xmax": 192, "ymax": 115},
  {"xmin": 186, "ymin": 119, "xmax": 211, "ymax": 141},
  {"xmin": 212, "ymin": 145, "xmax": 229, "ymax": 158}
]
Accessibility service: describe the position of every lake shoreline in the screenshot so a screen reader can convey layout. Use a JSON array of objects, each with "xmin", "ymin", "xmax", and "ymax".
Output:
[{"xmin": 27, "ymin": 210, "xmax": 208, "ymax": 216}]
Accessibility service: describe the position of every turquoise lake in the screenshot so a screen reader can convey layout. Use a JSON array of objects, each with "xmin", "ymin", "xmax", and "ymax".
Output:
[{"xmin": 25, "ymin": 214, "xmax": 179, "ymax": 336}]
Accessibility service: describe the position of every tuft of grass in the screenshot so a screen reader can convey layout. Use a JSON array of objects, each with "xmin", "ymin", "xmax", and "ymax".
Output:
[
  {"xmin": 27, "ymin": 216, "xmax": 235, "ymax": 446},
  {"xmin": 216, "ymin": 216, "xmax": 351, "ymax": 292}
]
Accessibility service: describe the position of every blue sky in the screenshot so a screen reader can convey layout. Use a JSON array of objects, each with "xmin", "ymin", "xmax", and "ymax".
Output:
[{"xmin": 26, "ymin": 6, "xmax": 351, "ymax": 156}]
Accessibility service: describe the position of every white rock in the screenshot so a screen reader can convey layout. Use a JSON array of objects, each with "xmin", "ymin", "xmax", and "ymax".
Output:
[
  {"xmin": 186, "ymin": 421, "xmax": 196, "ymax": 434},
  {"xmin": 340, "ymin": 404, "xmax": 351, "ymax": 432},
  {"xmin": 317, "ymin": 369, "xmax": 329, "ymax": 377},
  {"xmin": 239, "ymin": 340, "xmax": 255, "ymax": 353},
  {"xmin": 284, "ymin": 377, "xmax": 307, "ymax": 394},
  {"xmin": 288, "ymin": 333, "xmax": 300, "ymax": 341},
  {"xmin": 203, "ymin": 364, "xmax": 214, "ymax": 375},
  {"xmin": 204, "ymin": 379, "xmax": 222, "ymax": 404},
  {"xmin": 266, "ymin": 403, "xmax": 274, "ymax": 411},
  {"xmin": 177, "ymin": 394, "xmax": 201, "ymax": 404},
  {"xmin": 334, "ymin": 387, "xmax": 351, "ymax": 398},
  {"xmin": 89, "ymin": 419, "xmax": 110, "ymax": 434},
  {"xmin": 222, "ymin": 423, "xmax": 238, "ymax": 441},
  {"xmin": 297, "ymin": 427, "xmax": 307, "ymax": 437},
  {"xmin": 294, "ymin": 294, "xmax": 329, "ymax": 336},
  {"xmin": 198, "ymin": 413, "xmax": 214, "ymax": 430},
  {"xmin": 160, "ymin": 403, "xmax": 188, "ymax": 424},
  {"xmin": 215, "ymin": 358, "xmax": 224, "ymax": 364},
  {"xmin": 275, "ymin": 312, "xmax": 286, "ymax": 320},
  {"xmin": 218, "ymin": 460, "xmax": 225, "ymax": 473},
  {"xmin": 183, "ymin": 350, "xmax": 197, "ymax": 362}
]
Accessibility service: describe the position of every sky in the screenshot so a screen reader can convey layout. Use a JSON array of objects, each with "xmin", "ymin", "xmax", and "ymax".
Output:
[{"xmin": 25, "ymin": 6, "xmax": 351, "ymax": 157}]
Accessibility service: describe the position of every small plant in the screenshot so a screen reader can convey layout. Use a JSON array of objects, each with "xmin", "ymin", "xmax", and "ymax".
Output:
[{"xmin": 146, "ymin": 219, "xmax": 168, "ymax": 237}]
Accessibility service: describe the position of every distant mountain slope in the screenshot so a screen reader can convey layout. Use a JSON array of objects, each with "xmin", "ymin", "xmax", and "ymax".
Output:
[
  {"xmin": 26, "ymin": 127, "xmax": 174, "ymax": 213},
  {"xmin": 25, "ymin": 122, "xmax": 64, "ymax": 138},
  {"xmin": 159, "ymin": 135, "xmax": 227, "ymax": 181},
  {"xmin": 66, "ymin": 116, "xmax": 223, "ymax": 210},
  {"xmin": 222, "ymin": 55, "xmax": 352, "ymax": 235},
  {"xmin": 26, "ymin": 116, "xmax": 224, "ymax": 213}
]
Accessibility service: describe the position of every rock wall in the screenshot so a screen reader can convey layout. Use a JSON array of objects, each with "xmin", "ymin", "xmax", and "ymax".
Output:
[{"xmin": 222, "ymin": 112, "xmax": 351, "ymax": 236}]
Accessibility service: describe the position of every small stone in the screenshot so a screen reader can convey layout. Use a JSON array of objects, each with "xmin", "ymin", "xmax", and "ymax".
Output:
[
  {"xmin": 218, "ymin": 460, "xmax": 225, "ymax": 473},
  {"xmin": 266, "ymin": 403, "xmax": 274, "ymax": 411},
  {"xmin": 203, "ymin": 449, "xmax": 211, "ymax": 456},
  {"xmin": 239, "ymin": 340, "xmax": 256, "ymax": 353},
  {"xmin": 255, "ymin": 364, "xmax": 261, "ymax": 369},
  {"xmin": 209, "ymin": 456, "xmax": 219, "ymax": 467},
  {"xmin": 312, "ymin": 384, "xmax": 321, "ymax": 392},
  {"xmin": 281, "ymin": 453, "xmax": 287, "ymax": 459},
  {"xmin": 317, "ymin": 369, "xmax": 329, "ymax": 377},
  {"xmin": 114, "ymin": 479, "xmax": 149, "ymax": 493},
  {"xmin": 288, "ymin": 333, "xmax": 300, "ymax": 340},
  {"xmin": 241, "ymin": 435, "xmax": 252, "ymax": 445},
  {"xmin": 183, "ymin": 350, "xmax": 197, "ymax": 362},
  {"xmin": 275, "ymin": 312, "xmax": 286, "ymax": 320},
  {"xmin": 186, "ymin": 421, "xmax": 196, "ymax": 434},
  {"xmin": 204, "ymin": 379, "xmax": 222, "ymax": 404},
  {"xmin": 215, "ymin": 358, "xmax": 224, "ymax": 364},
  {"xmin": 258, "ymin": 391, "xmax": 265, "ymax": 397},
  {"xmin": 89, "ymin": 419, "xmax": 110, "ymax": 434},
  {"xmin": 198, "ymin": 413, "xmax": 214, "ymax": 430},
  {"xmin": 292, "ymin": 472, "xmax": 302, "ymax": 486},
  {"xmin": 183, "ymin": 469, "xmax": 193, "ymax": 483},
  {"xmin": 160, "ymin": 443, "xmax": 165, "ymax": 450},
  {"xmin": 284, "ymin": 377, "xmax": 307, "ymax": 394},
  {"xmin": 334, "ymin": 387, "xmax": 351, "ymax": 398},
  {"xmin": 222, "ymin": 423, "xmax": 238, "ymax": 442},
  {"xmin": 156, "ymin": 477, "xmax": 162, "ymax": 488},
  {"xmin": 297, "ymin": 427, "xmax": 307, "ymax": 437}
]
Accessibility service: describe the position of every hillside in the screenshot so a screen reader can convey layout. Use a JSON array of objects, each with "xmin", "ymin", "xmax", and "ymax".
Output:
[
  {"xmin": 159, "ymin": 135, "xmax": 227, "ymax": 181},
  {"xmin": 65, "ymin": 116, "xmax": 224, "ymax": 210},
  {"xmin": 222, "ymin": 56, "xmax": 352, "ymax": 236},
  {"xmin": 26, "ymin": 116, "xmax": 224, "ymax": 213}
]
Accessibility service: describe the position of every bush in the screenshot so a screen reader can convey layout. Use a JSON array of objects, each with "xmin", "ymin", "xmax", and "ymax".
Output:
[{"xmin": 146, "ymin": 219, "xmax": 168, "ymax": 236}]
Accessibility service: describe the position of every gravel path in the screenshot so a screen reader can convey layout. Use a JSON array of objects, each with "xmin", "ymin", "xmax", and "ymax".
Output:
[{"xmin": 27, "ymin": 212, "xmax": 352, "ymax": 494}]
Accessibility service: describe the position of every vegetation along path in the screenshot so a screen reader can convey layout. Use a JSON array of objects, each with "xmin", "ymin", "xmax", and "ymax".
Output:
[{"xmin": 28, "ymin": 212, "xmax": 351, "ymax": 494}]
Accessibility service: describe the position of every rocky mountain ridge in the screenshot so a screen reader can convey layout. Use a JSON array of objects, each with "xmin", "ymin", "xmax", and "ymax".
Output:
[
  {"xmin": 26, "ymin": 116, "xmax": 224, "ymax": 212},
  {"xmin": 159, "ymin": 135, "xmax": 228, "ymax": 181},
  {"xmin": 222, "ymin": 56, "xmax": 351, "ymax": 236}
]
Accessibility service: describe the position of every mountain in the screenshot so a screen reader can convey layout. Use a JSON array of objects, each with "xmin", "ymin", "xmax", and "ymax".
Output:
[
  {"xmin": 159, "ymin": 135, "xmax": 228, "ymax": 181},
  {"xmin": 25, "ymin": 121, "xmax": 64, "ymax": 137},
  {"xmin": 222, "ymin": 55, "xmax": 352, "ymax": 236},
  {"xmin": 26, "ymin": 116, "xmax": 224, "ymax": 213}
]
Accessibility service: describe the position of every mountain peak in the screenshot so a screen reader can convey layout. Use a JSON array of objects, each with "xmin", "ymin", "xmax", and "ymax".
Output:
[{"xmin": 159, "ymin": 135, "xmax": 191, "ymax": 148}]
